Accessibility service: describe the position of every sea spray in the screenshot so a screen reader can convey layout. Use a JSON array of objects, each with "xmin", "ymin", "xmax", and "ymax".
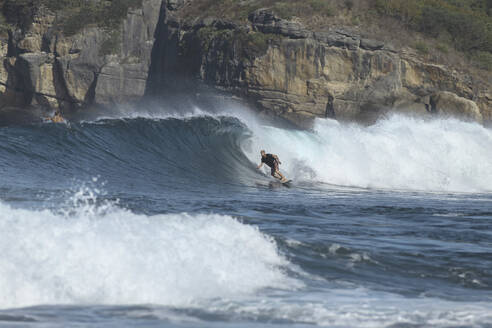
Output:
[
  {"xmin": 0, "ymin": 191, "xmax": 296, "ymax": 309},
  {"xmin": 245, "ymin": 114, "xmax": 492, "ymax": 192}
]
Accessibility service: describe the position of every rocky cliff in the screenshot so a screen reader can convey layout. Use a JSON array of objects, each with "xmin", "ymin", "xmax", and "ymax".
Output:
[
  {"xmin": 0, "ymin": 0, "xmax": 162, "ymax": 122},
  {"xmin": 0, "ymin": 0, "xmax": 490, "ymax": 127}
]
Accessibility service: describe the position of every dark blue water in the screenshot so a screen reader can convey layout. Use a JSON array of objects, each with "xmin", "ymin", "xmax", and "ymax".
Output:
[{"xmin": 0, "ymin": 113, "xmax": 491, "ymax": 327}]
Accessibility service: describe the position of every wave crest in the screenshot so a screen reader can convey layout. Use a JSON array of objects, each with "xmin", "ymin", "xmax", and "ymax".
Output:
[
  {"xmin": 245, "ymin": 114, "xmax": 492, "ymax": 192},
  {"xmin": 0, "ymin": 195, "xmax": 295, "ymax": 309}
]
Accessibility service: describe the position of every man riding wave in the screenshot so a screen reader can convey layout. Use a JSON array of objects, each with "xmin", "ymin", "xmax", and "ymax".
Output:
[
  {"xmin": 46, "ymin": 110, "xmax": 66, "ymax": 123},
  {"xmin": 257, "ymin": 150, "xmax": 287, "ymax": 182}
]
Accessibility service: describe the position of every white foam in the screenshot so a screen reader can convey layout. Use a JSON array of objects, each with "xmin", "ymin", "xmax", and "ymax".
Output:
[
  {"xmin": 244, "ymin": 114, "xmax": 492, "ymax": 193},
  {"xmin": 89, "ymin": 105, "xmax": 212, "ymax": 122},
  {"xmin": 328, "ymin": 243, "xmax": 342, "ymax": 254},
  {"xmin": 201, "ymin": 288, "xmax": 492, "ymax": 327},
  {"xmin": 0, "ymin": 200, "xmax": 296, "ymax": 309}
]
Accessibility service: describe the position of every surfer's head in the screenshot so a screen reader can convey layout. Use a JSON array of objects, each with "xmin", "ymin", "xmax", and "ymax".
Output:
[{"xmin": 260, "ymin": 150, "xmax": 266, "ymax": 157}]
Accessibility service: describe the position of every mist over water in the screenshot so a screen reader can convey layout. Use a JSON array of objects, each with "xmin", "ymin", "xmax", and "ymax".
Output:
[{"xmin": 0, "ymin": 106, "xmax": 491, "ymax": 327}]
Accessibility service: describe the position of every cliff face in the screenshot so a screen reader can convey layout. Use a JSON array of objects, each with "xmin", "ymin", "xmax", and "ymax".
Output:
[
  {"xmin": 0, "ymin": 0, "xmax": 162, "ymax": 121},
  {"xmin": 155, "ymin": 6, "xmax": 490, "ymax": 126},
  {"xmin": 0, "ymin": 0, "xmax": 490, "ymax": 127}
]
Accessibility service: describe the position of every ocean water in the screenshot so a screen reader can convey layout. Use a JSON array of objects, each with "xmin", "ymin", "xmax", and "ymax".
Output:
[{"xmin": 0, "ymin": 107, "xmax": 491, "ymax": 327}]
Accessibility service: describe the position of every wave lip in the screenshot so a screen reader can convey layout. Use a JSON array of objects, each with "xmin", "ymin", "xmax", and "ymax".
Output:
[{"xmin": 0, "ymin": 200, "xmax": 295, "ymax": 309}]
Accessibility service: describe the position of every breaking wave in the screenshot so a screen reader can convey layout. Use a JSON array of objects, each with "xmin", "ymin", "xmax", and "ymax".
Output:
[
  {"xmin": 244, "ymin": 114, "xmax": 492, "ymax": 192},
  {"xmin": 0, "ymin": 195, "xmax": 294, "ymax": 309},
  {"xmin": 0, "ymin": 111, "xmax": 490, "ymax": 193}
]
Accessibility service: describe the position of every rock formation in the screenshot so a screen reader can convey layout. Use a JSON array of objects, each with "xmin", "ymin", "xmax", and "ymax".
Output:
[
  {"xmin": 0, "ymin": 0, "xmax": 162, "ymax": 122},
  {"xmin": 0, "ymin": 1, "xmax": 490, "ymax": 127}
]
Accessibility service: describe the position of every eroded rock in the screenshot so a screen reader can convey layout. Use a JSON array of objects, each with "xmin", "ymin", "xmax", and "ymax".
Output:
[
  {"xmin": 249, "ymin": 9, "xmax": 312, "ymax": 39},
  {"xmin": 0, "ymin": 0, "xmax": 162, "ymax": 117},
  {"xmin": 431, "ymin": 91, "xmax": 483, "ymax": 123}
]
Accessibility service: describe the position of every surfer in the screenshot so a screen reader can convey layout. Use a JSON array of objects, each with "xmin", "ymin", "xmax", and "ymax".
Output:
[
  {"xmin": 47, "ymin": 110, "xmax": 65, "ymax": 123},
  {"xmin": 257, "ymin": 150, "xmax": 287, "ymax": 182}
]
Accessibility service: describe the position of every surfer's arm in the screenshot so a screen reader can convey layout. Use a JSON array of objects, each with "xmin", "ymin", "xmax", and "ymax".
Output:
[
  {"xmin": 257, "ymin": 162, "xmax": 264, "ymax": 169},
  {"xmin": 273, "ymin": 155, "xmax": 281, "ymax": 165}
]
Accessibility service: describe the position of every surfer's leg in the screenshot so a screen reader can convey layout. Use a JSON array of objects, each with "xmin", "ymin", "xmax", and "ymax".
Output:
[
  {"xmin": 274, "ymin": 163, "xmax": 285, "ymax": 180},
  {"xmin": 276, "ymin": 170, "xmax": 285, "ymax": 181},
  {"xmin": 271, "ymin": 167, "xmax": 281, "ymax": 180},
  {"xmin": 272, "ymin": 165, "xmax": 284, "ymax": 181}
]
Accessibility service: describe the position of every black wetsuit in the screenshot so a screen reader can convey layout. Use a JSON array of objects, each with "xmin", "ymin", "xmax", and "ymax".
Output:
[{"xmin": 262, "ymin": 154, "xmax": 278, "ymax": 175}]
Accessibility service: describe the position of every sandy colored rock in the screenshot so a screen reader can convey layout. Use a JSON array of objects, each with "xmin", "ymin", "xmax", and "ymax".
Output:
[
  {"xmin": 0, "ymin": 0, "xmax": 162, "ymax": 115},
  {"xmin": 431, "ymin": 91, "xmax": 483, "ymax": 123}
]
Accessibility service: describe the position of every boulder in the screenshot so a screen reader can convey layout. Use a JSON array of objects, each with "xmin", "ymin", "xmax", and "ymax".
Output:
[
  {"xmin": 360, "ymin": 38, "xmax": 384, "ymax": 51},
  {"xmin": 314, "ymin": 31, "xmax": 359, "ymax": 50},
  {"xmin": 249, "ymin": 9, "xmax": 312, "ymax": 39},
  {"xmin": 431, "ymin": 91, "xmax": 483, "ymax": 123}
]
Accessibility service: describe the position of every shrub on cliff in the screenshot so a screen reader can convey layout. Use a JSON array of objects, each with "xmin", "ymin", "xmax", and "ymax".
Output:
[
  {"xmin": 195, "ymin": 25, "xmax": 279, "ymax": 60},
  {"xmin": 273, "ymin": 0, "xmax": 334, "ymax": 20},
  {"xmin": 1, "ymin": 0, "xmax": 38, "ymax": 30},
  {"xmin": 0, "ymin": 0, "xmax": 143, "ymax": 36},
  {"xmin": 472, "ymin": 50, "xmax": 492, "ymax": 70},
  {"xmin": 373, "ymin": 0, "xmax": 492, "ymax": 54},
  {"xmin": 236, "ymin": 30, "xmax": 280, "ymax": 58},
  {"xmin": 54, "ymin": 0, "xmax": 143, "ymax": 36},
  {"xmin": 187, "ymin": 0, "xmax": 335, "ymax": 22}
]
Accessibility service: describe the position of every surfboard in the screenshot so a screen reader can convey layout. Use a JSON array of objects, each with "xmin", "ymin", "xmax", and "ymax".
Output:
[{"xmin": 281, "ymin": 179, "xmax": 292, "ymax": 185}]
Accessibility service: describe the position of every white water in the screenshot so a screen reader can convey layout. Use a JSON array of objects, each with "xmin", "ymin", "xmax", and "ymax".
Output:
[
  {"xmin": 2, "ymin": 107, "xmax": 492, "ymax": 326},
  {"xmin": 1, "ymin": 197, "xmax": 491, "ymax": 327},
  {"xmin": 93, "ymin": 104, "xmax": 492, "ymax": 193},
  {"xmin": 245, "ymin": 114, "xmax": 492, "ymax": 193},
  {"xmin": 201, "ymin": 288, "xmax": 492, "ymax": 328},
  {"xmin": 0, "ymin": 199, "xmax": 294, "ymax": 309},
  {"xmin": 84, "ymin": 102, "xmax": 492, "ymax": 193}
]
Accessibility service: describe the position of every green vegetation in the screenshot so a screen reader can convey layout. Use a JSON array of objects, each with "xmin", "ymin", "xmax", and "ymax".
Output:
[
  {"xmin": 270, "ymin": 0, "xmax": 335, "ymax": 20},
  {"xmin": 237, "ymin": 30, "xmax": 281, "ymax": 58},
  {"xmin": 196, "ymin": 26, "xmax": 233, "ymax": 52},
  {"xmin": 1, "ymin": 0, "xmax": 37, "ymax": 30},
  {"xmin": 472, "ymin": 50, "xmax": 492, "ymax": 70},
  {"xmin": 0, "ymin": 0, "xmax": 489, "ymax": 71},
  {"xmin": 373, "ymin": 0, "xmax": 492, "ymax": 53},
  {"xmin": 436, "ymin": 43, "xmax": 449, "ymax": 54},
  {"xmin": 0, "ymin": 0, "xmax": 142, "ymax": 36},
  {"xmin": 414, "ymin": 41, "xmax": 430, "ymax": 55},
  {"xmin": 181, "ymin": 0, "xmax": 492, "ymax": 71},
  {"xmin": 344, "ymin": 0, "xmax": 354, "ymax": 11},
  {"xmin": 53, "ymin": 0, "xmax": 142, "ymax": 36},
  {"xmin": 187, "ymin": 0, "xmax": 335, "ymax": 22},
  {"xmin": 195, "ymin": 25, "xmax": 280, "ymax": 59}
]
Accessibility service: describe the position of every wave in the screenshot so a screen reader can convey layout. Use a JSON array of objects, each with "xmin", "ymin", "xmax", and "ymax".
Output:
[
  {"xmin": 0, "ymin": 110, "xmax": 491, "ymax": 193},
  {"xmin": 0, "ymin": 194, "xmax": 295, "ymax": 309},
  {"xmin": 1, "ymin": 193, "xmax": 491, "ymax": 327},
  {"xmin": 0, "ymin": 116, "xmax": 257, "ymax": 193},
  {"xmin": 199, "ymin": 288, "xmax": 492, "ymax": 327},
  {"xmin": 244, "ymin": 114, "xmax": 492, "ymax": 193}
]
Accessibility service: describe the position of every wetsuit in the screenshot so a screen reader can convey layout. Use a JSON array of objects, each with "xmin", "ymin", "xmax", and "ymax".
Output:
[{"xmin": 262, "ymin": 154, "xmax": 279, "ymax": 176}]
